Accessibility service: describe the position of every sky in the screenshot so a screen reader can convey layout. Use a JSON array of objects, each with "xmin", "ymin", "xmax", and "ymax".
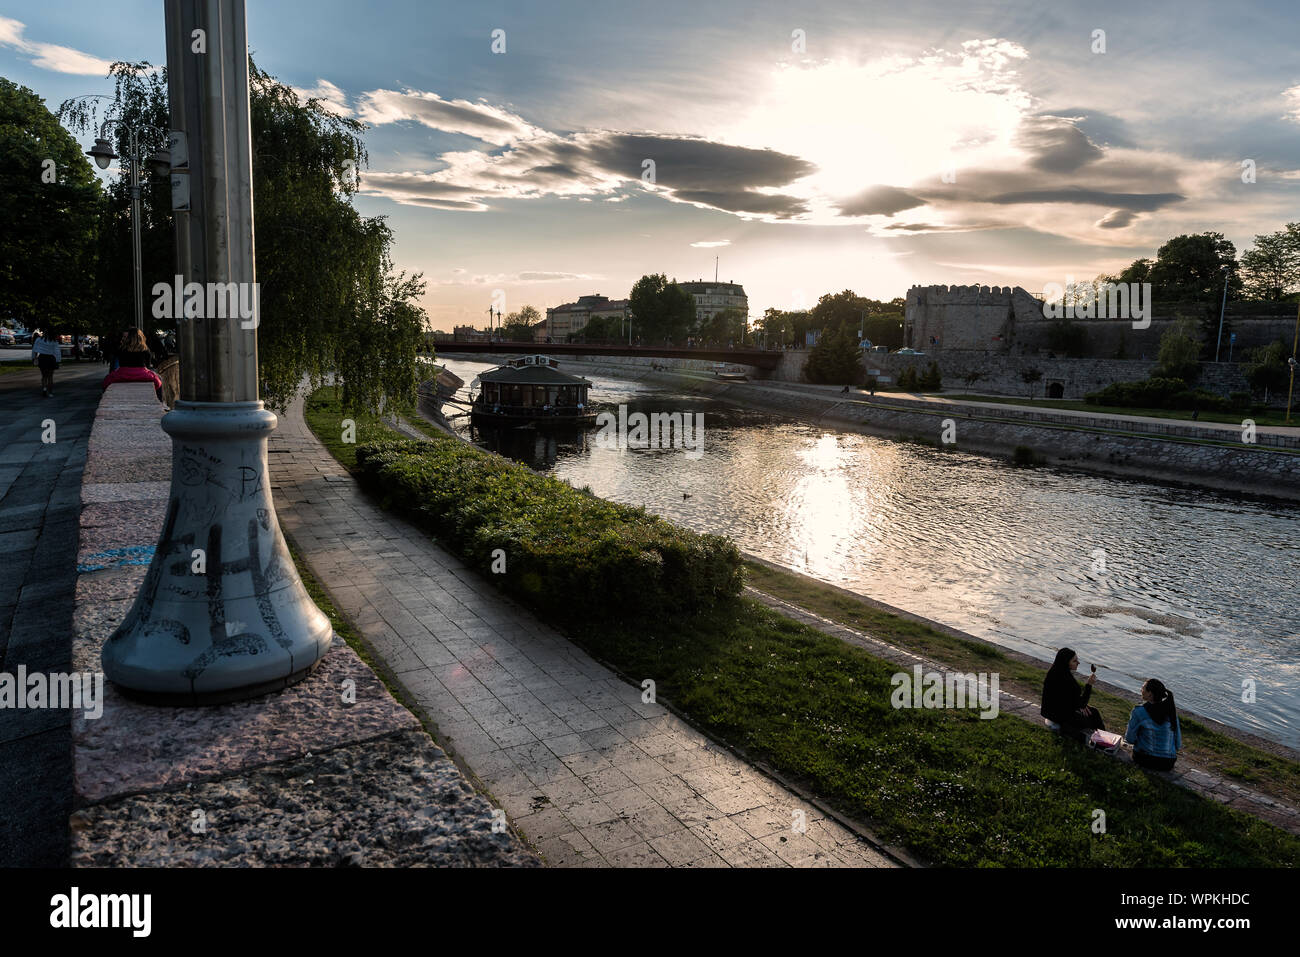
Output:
[{"xmin": 3, "ymin": 0, "xmax": 1299, "ymax": 330}]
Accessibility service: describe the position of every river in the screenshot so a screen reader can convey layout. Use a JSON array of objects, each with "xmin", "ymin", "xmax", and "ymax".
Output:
[{"xmin": 439, "ymin": 357, "xmax": 1300, "ymax": 750}]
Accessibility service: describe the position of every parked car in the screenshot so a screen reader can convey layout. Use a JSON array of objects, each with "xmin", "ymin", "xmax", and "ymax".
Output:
[
  {"xmin": 14, "ymin": 331, "xmax": 32, "ymax": 346},
  {"xmin": 891, "ymin": 347, "xmax": 927, "ymax": 356},
  {"xmin": 0, "ymin": 330, "xmax": 14, "ymax": 347}
]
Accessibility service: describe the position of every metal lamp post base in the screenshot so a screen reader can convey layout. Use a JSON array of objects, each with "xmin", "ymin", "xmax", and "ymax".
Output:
[{"xmin": 102, "ymin": 401, "xmax": 333, "ymax": 705}]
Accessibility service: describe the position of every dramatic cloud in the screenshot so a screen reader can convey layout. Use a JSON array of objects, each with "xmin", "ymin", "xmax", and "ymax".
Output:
[
  {"xmin": 838, "ymin": 185, "xmax": 925, "ymax": 217},
  {"xmin": 1096, "ymin": 210, "xmax": 1138, "ymax": 229},
  {"xmin": 356, "ymin": 89, "xmax": 537, "ymax": 144},
  {"xmin": 0, "ymin": 16, "xmax": 113, "ymax": 75},
  {"xmin": 1018, "ymin": 117, "xmax": 1105, "ymax": 173},
  {"xmin": 359, "ymin": 125, "xmax": 814, "ymax": 219},
  {"xmin": 342, "ymin": 37, "xmax": 1282, "ymax": 250},
  {"xmin": 981, "ymin": 188, "xmax": 1184, "ymax": 211}
]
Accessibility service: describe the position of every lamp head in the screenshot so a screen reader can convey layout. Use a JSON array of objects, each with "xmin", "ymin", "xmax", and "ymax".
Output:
[
  {"xmin": 87, "ymin": 137, "xmax": 118, "ymax": 170},
  {"xmin": 147, "ymin": 148, "xmax": 172, "ymax": 179}
]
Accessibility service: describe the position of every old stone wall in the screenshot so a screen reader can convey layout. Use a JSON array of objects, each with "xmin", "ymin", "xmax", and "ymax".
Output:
[
  {"xmin": 906, "ymin": 284, "xmax": 1297, "ymax": 360},
  {"xmin": 867, "ymin": 353, "xmax": 1254, "ymax": 401}
]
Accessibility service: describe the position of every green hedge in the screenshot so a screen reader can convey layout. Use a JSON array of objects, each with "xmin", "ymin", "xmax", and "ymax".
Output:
[
  {"xmin": 1085, "ymin": 377, "xmax": 1231, "ymax": 412},
  {"xmin": 354, "ymin": 438, "xmax": 743, "ymax": 623}
]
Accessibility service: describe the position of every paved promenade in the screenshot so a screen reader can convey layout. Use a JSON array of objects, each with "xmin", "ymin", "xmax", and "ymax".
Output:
[
  {"xmin": 65, "ymin": 383, "xmax": 536, "ymax": 867},
  {"xmin": 0, "ymin": 361, "xmax": 103, "ymax": 866},
  {"xmin": 269, "ymin": 393, "xmax": 897, "ymax": 867}
]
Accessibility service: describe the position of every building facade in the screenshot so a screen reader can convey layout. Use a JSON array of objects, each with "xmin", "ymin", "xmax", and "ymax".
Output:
[
  {"xmin": 677, "ymin": 281, "xmax": 748, "ymax": 324},
  {"xmin": 542, "ymin": 295, "xmax": 631, "ymax": 341}
]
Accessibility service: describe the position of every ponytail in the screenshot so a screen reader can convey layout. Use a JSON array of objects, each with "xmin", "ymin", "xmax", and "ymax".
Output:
[{"xmin": 1143, "ymin": 678, "xmax": 1176, "ymax": 726}]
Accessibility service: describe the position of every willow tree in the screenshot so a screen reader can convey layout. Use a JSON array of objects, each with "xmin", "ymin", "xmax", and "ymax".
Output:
[{"xmin": 61, "ymin": 59, "xmax": 426, "ymax": 412}]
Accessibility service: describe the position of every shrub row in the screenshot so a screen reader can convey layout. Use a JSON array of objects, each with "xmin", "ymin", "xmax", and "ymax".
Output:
[
  {"xmin": 1084, "ymin": 377, "xmax": 1238, "ymax": 412},
  {"xmin": 354, "ymin": 438, "xmax": 743, "ymax": 624}
]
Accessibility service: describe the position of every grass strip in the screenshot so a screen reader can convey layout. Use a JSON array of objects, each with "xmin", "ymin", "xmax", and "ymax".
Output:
[{"xmin": 944, "ymin": 393, "xmax": 1294, "ymax": 428}]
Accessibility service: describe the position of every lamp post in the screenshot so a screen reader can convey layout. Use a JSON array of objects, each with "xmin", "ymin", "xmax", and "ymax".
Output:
[
  {"xmin": 102, "ymin": 0, "xmax": 331, "ymax": 703},
  {"xmin": 87, "ymin": 122, "xmax": 172, "ymax": 332},
  {"xmin": 1214, "ymin": 264, "xmax": 1231, "ymax": 362},
  {"xmin": 1287, "ymin": 302, "xmax": 1299, "ymax": 424}
]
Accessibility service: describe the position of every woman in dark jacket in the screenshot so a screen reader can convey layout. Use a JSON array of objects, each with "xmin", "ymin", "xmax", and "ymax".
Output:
[{"xmin": 1041, "ymin": 647, "xmax": 1106, "ymax": 740}]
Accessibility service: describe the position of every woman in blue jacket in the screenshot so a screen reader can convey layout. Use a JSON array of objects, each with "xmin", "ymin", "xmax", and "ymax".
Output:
[{"xmin": 1125, "ymin": 678, "xmax": 1181, "ymax": 771}]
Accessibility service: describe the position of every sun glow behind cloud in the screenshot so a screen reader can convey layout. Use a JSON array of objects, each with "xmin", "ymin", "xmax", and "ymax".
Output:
[{"xmin": 722, "ymin": 43, "xmax": 1032, "ymax": 214}]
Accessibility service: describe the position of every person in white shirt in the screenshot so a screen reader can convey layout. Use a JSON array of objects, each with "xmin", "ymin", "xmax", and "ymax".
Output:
[{"xmin": 31, "ymin": 328, "xmax": 61, "ymax": 397}]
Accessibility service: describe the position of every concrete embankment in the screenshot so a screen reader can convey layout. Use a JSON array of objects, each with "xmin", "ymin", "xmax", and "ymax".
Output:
[{"xmin": 440, "ymin": 351, "xmax": 1300, "ymax": 502}]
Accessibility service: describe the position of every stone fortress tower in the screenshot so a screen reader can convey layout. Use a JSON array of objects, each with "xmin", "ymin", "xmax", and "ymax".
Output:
[
  {"xmin": 893, "ymin": 283, "xmax": 1293, "ymax": 400},
  {"xmin": 904, "ymin": 285, "xmax": 1044, "ymax": 354}
]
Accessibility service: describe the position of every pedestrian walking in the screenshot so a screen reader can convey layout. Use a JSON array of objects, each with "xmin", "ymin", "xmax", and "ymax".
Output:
[{"xmin": 31, "ymin": 327, "xmax": 61, "ymax": 397}]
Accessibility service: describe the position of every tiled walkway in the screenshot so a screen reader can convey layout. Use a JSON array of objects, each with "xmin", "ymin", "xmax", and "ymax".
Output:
[{"xmin": 268, "ymin": 394, "xmax": 896, "ymax": 868}]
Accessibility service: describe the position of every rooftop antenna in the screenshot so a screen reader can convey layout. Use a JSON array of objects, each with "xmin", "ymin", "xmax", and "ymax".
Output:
[{"xmin": 715, "ymin": 256, "xmax": 719, "ymax": 283}]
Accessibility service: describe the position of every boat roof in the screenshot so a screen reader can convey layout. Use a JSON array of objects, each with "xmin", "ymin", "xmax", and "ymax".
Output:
[{"xmin": 478, "ymin": 364, "xmax": 592, "ymax": 386}]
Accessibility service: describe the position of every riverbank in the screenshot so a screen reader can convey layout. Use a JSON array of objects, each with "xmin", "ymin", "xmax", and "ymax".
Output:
[
  {"xmin": 351, "ymin": 384, "xmax": 1300, "ymax": 863},
  {"xmin": 439, "ymin": 351, "xmax": 1300, "ymax": 502}
]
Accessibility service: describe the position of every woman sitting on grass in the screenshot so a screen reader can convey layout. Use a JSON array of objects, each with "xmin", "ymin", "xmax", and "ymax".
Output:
[
  {"xmin": 1125, "ymin": 678, "xmax": 1181, "ymax": 771},
  {"xmin": 1041, "ymin": 647, "xmax": 1106, "ymax": 741}
]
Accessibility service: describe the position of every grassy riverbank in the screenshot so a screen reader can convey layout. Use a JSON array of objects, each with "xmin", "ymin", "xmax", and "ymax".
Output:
[
  {"xmin": 742, "ymin": 560, "xmax": 1300, "ymax": 807},
  {"xmin": 303, "ymin": 384, "xmax": 1300, "ymax": 866}
]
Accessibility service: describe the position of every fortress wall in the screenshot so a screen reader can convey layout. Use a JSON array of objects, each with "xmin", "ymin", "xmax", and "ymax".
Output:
[
  {"xmin": 907, "ymin": 284, "xmax": 1297, "ymax": 359},
  {"xmin": 867, "ymin": 352, "xmax": 1253, "ymax": 401}
]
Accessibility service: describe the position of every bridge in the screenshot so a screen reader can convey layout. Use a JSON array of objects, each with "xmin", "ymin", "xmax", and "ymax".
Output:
[{"xmin": 433, "ymin": 338, "xmax": 782, "ymax": 370}]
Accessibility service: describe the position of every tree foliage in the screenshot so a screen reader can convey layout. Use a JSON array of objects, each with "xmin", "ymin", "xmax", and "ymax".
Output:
[
  {"xmin": 1147, "ymin": 232, "xmax": 1241, "ymax": 302},
  {"xmin": 501, "ymin": 304, "xmax": 540, "ymax": 340},
  {"xmin": 1240, "ymin": 225, "xmax": 1300, "ymax": 301},
  {"xmin": 629, "ymin": 274, "xmax": 694, "ymax": 343},
  {"xmin": 60, "ymin": 59, "xmax": 426, "ymax": 412},
  {"xmin": 1242, "ymin": 339, "xmax": 1292, "ymax": 396},
  {"xmin": 1155, "ymin": 317, "xmax": 1202, "ymax": 382},
  {"xmin": 804, "ymin": 324, "xmax": 862, "ymax": 384},
  {"xmin": 1, "ymin": 77, "xmax": 104, "ymax": 332}
]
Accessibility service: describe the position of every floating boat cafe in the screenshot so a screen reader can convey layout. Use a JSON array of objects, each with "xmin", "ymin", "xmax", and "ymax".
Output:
[{"xmin": 470, "ymin": 355, "xmax": 598, "ymax": 428}]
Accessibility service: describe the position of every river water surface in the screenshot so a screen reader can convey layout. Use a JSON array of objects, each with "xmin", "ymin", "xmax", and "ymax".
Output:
[{"xmin": 440, "ymin": 358, "xmax": 1300, "ymax": 749}]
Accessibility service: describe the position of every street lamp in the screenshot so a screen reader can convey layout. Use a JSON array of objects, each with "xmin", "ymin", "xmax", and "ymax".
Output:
[
  {"xmin": 86, "ymin": 123, "xmax": 172, "ymax": 332},
  {"xmin": 101, "ymin": 0, "xmax": 330, "ymax": 703},
  {"xmin": 1288, "ymin": 301, "xmax": 1299, "ymax": 423},
  {"xmin": 1214, "ymin": 264, "xmax": 1231, "ymax": 362}
]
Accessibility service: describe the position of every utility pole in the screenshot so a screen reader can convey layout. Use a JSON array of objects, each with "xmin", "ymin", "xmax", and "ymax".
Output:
[
  {"xmin": 1215, "ymin": 264, "xmax": 1230, "ymax": 362},
  {"xmin": 1288, "ymin": 302, "xmax": 1299, "ymax": 423},
  {"xmin": 102, "ymin": 0, "xmax": 331, "ymax": 702}
]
